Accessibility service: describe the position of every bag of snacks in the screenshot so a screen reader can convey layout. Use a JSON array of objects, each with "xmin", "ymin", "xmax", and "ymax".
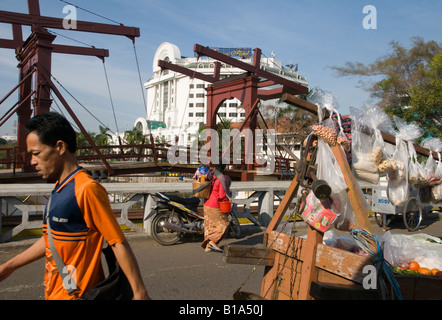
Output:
[
  {"xmin": 350, "ymin": 105, "xmax": 394, "ymax": 184},
  {"xmin": 432, "ymin": 153, "xmax": 442, "ymax": 202},
  {"xmin": 387, "ymin": 137, "xmax": 408, "ymax": 206},
  {"xmin": 386, "ymin": 116, "xmax": 422, "ymax": 206}
]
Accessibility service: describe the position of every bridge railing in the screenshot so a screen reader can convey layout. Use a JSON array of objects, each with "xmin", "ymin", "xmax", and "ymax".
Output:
[
  {"xmin": 0, "ymin": 180, "xmax": 294, "ymax": 243},
  {"xmin": 1, "ymin": 142, "xmax": 297, "ymax": 176}
]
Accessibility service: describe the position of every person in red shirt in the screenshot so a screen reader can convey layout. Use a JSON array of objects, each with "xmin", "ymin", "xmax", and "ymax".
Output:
[
  {"xmin": 0, "ymin": 112, "xmax": 150, "ymax": 300},
  {"xmin": 201, "ymin": 164, "xmax": 232, "ymax": 252}
]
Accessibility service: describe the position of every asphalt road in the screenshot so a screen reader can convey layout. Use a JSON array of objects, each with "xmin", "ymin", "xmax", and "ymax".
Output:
[{"xmin": 0, "ymin": 210, "xmax": 441, "ymax": 301}]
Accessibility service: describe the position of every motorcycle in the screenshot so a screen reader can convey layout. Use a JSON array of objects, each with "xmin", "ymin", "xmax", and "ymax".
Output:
[{"xmin": 145, "ymin": 192, "xmax": 241, "ymax": 246}]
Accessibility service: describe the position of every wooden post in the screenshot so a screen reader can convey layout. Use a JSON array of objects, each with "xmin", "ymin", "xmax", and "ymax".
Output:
[{"xmin": 298, "ymin": 226, "xmax": 323, "ymax": 300}]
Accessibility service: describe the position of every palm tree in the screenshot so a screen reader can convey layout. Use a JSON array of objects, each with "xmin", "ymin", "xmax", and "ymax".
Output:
[
  {"xmin": 124, "ymin": 127, "xmax": 145, "ymax": 154},
  {"xmin": 96, "ymin": 125, "xmax": 112, "ymax": 147}
]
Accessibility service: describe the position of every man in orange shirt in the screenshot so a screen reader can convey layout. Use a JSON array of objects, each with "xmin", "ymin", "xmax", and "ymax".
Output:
[{"xmin": 0, "ymin": 112, "xmax": 150, "ymax": 300}]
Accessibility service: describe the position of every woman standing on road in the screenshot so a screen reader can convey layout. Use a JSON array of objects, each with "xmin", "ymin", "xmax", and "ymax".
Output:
[{"xmin": 201, "ymin": 164, "xmax": 232, "ymax": 253}]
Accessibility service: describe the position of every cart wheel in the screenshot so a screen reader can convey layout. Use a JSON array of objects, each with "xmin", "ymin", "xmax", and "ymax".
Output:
[{"xmin": 403, "ymin": 197, "xmax": 422, "ymax": 232}]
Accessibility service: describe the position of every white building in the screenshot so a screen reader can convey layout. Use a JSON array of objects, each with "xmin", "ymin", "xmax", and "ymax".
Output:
[{"xmin": 135, "ymin": 42, "xmax": 308, "ymax": 146}]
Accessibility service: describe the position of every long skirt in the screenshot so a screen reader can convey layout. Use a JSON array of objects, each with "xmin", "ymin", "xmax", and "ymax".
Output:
[{"xmin": 201, "ymin": 205, "xmax": 229, "ymax": 248}]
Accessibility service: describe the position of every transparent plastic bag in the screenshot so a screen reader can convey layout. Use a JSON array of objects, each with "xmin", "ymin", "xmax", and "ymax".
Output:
[
  {"xmin": 308, "ymin": 88, "xmax": 340, "ymax": 146},
  {"xmin": 387, "ymin": 137, "xmax": 409, "ymax": 206},
  {"xmin": 408, "ymin": 142, "xmax": 426, "ymax": 186},
  {"xmin": 307, "ymin": 86, "xmax": 340, "ymax": 114},
  {"xmin": 316, "ymin": 138, "xmax": 358, "ymax": 231},
  {"xmin": 432, "ymin": 153, "xmax": 442, "ymax": 202},
  {"xmin": 381, "ymin": 231, "xmax": 442, "ymax": 270},
  {"xmin": 316, "ymin": 138, "xmax": 347, "ymax": 193},
  {"xmin": 391, "ymin": 116, "xmax": 425, "ymax": 187},
  {"xmin": 420, "ymin": 138, "xmax": 442, "ymax": 184},
  {"xmin": 393, "ymin": 116, "xmax": 424, "ymax": 142},
  {"xmin": 350, "ymin": 105, "xmax": 393, "ymax": 184}
]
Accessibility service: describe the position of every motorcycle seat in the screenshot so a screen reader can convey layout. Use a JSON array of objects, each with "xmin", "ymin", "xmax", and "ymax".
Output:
[{"xmin": 163, "ymin": 194, "xmax": 200, "ymax": 210}]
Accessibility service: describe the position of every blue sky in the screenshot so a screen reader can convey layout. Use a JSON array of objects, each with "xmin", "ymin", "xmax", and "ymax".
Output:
[{"xmin": 0, "ymin": 0, "xmax": 441, "ymax": 136}]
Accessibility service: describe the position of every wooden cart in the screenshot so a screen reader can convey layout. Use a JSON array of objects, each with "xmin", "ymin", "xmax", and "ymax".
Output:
[{"xmin": 224, "ymin": 95, "xmax": 442, "ymax": 300}]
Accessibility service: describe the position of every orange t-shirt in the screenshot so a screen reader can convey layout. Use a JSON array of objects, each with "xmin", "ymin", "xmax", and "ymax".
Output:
[{"xmin": 43, "ymin": 167, "xmax": 125, "ymax": 300}]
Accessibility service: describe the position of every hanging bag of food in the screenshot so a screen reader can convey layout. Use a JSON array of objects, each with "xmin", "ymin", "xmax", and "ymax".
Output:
[
  {"xmin": 350, "ymin": 105, "xmax": 394, "ymax": 185},
  {"xmin": 432, "ymin": 152, "xmax": 442, "ymax": 202}
]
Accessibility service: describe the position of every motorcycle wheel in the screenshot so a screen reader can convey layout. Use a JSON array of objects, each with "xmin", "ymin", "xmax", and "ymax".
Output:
[
  {"xmin": 151, "ymin": 210, "xmax": 183, "ymax": 246},
  {"xmin": 227, "ymin": 211, "xmax": 241, "ymax": 238}
]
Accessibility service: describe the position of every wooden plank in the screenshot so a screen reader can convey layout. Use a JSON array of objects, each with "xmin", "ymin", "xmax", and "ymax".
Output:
[
  {"xmin": 261, "ymin": 253, "xmax": 281, "ymax": 299},
  {"xmin": 274, "ymin": 253, "xmax": 303, "ymax": 300},
  {"xmin": 223, "ymin": 244, "xmax": 275, "ymax": 266},
  {"xmin": 267, "ymin": 231, "xmax": 372, "ymax": 283},
  {"xmin": 315, "ymin": 243, "xmax": 372, "ymax": 284},
  {"xmin": 298, "ymin": 226, "xmax": 323, "ymax": 300}
]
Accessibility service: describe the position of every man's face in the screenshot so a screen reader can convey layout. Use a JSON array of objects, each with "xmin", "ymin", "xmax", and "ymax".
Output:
[{"xmin": 26, "ymin": 132, "xmax": 62, "ymax": 180}]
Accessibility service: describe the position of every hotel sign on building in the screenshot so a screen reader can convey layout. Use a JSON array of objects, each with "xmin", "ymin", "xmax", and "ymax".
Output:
[{"xmin": 197, "ymin": 47, "xmax": 252, "ymax": 59}]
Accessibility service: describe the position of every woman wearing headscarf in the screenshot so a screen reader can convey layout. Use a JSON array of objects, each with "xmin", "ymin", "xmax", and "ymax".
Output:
[{"xmin": 201, "ymin": 164, "xmax": 232, "ymax": 252}]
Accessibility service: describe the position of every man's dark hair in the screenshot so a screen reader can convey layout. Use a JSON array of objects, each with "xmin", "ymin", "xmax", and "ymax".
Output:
[{"xmin": 25, "ymin": 112, "xmax": 77, "ymax": 153}]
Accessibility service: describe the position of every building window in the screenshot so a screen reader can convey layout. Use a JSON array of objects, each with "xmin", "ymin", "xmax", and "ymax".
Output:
[
  {"xmin": 195, "ymin": 112, "xmax": 205, "ymax": 117},
  {"xmin": 229, "ymin": 103, "xmax": 238, "ymax": 108},
  {"xmin": 163, "ymin": 81, "xmax": 169, "ymax": 111},
  {"xmin": 218, "ymin": 113, "xmax": 226, "ymax": 117},
  {"xmin": 229, "ymin": 113, "xmax": 237, "ymax": 117},
  {"xmin": 196, "ymin": 103, "xmax": 204, "ymax": 108},
  {"xmin": 196, "ymin": 93, "xmax": 205, "ymax": 98},
  {"xmin": 196, "ymin": 84, "xmax": 205, "ymax": 89},
  {"xmin": 189, "ymin": 84, "xmax": 194, "ymax": 89},
  {"xmin": 240, "ymin": 113, "xmax": 245, "ymax": 117},
  {"xmin": 189, "ymin": 103, "xmax": 194, "ymax": 108},
  {"xmin": 189, "ymin": 113, "xmax": 194, "ymax": 117},
  {"xmin": 189, "ymin": 93, "xmax": 194, "ymax": 98}
]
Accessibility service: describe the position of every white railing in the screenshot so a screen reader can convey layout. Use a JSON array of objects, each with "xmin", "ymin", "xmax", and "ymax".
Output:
[{"xmin": 0, "ymin": 180, "xmax": 293, "ymax": 243}]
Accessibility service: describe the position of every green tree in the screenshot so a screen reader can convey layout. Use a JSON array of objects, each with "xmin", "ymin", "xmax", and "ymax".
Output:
[
  {"xmin": 409, "ymin": 53, "xmax": 442, "ymax": 138},
  {"xmin": 331, "ymin": 37, "xmax": 442, "ymax": 138},
  {"xmin": 124, "ymin": 127, "xmax": 145, "ymax": 154},
  {"xmin": 95, "ymin": 125, "xmax": 112, "ymax": 146}
]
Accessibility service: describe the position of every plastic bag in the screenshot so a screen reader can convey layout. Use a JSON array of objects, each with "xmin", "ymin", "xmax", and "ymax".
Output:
[
  {"xmin": 393, "ymin": 116, "xmax": 424, "ymax": 142},
  {"xmin": 387, "ymin": 137, "xmax": 408, "ymax": 206},
  {"xmin": 316, "ymin": 137, "xmax": 359, "ymax": 231},
  {"xmin": 408, "ymin": 142, "xmax": 426, "ymax": 186},
  {"xmin": 307, "ymin": 86, "xmax": 339, "ymax": 114},
  {"xmin": 420, "ymin": 137, "xmax": 441, "ymax": 180},
  {"xmin": 316, "ymin": 138, "xmax": 347, "ymax": 193},
  {"xmin": 350, "ymin": 105, "xmax": 393, "ymax": 184},
  {"xmin": 381, "ymin": 231, "xmax": 442, "ymax": 270},
  {"xmin": 386, "ymin": 116, "xmax": 423, "ymax": 206},
  {"xmin": 432, "ymin": 152, "xmax": 442, "ymax": 202}
]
